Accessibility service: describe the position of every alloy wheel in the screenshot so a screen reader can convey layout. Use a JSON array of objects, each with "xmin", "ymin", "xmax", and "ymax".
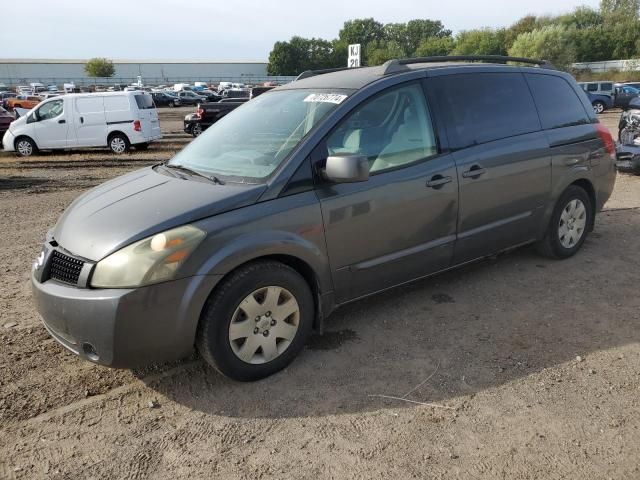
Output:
[
  {"xmin": 110, "ymin": 137, "xmax": 126, "ymax": 153},
  {"xmin": 16, "ymin": 140, "xmax": 33, "ymax": 156}
]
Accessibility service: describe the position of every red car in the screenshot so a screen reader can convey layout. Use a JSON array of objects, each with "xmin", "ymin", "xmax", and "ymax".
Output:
[{"xmin": 0, "ymin": 106, "xmax": 14, "ymax": 143}]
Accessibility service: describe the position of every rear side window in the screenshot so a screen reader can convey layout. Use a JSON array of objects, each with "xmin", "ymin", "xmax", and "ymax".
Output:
[
  {"xmin": 76, "ymin": 97, "xmax": 104, "ymax": 113},
  {"xmin": 432, "ymin": 73, "xmax": 541, "ymax": 150},
  {"xmin": 134, "ymin": 94, "xmax": 154, "ymax": 110},
  {"xmin": 600, "ymin": 82, "xmax": 613, "ymax": 91},
  {"xmin": 525, "ymin": 74, "xmax": 589, "ymax": 130},
  {"xmin": 586, "ymin": 84, "xmax": 598, "ymax": 92},
  {"xmin": 104, "ymin": 96, "xmax": 130, "ymax": 112}
]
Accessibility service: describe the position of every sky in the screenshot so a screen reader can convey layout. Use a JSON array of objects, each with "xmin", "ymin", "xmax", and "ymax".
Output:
[{"xmin": 0, "ymin": 0, "xmax": 601, "ymax": 61}]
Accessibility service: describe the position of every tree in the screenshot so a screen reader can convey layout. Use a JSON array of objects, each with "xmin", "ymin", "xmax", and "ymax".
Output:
[
  {"xmin": 504, "ymin": 15, "xmax": 538, "ymax": 50},
  {"xmin": 84, "ymin": 58, "xmax": 115, "ymax": 78},
  {"xmin": 415, "ymin": 36, "xmax": 456, "ymax": 57},
  {"xmin": 267, "ymin": 37, "xmax": 340, "ymax": 75},
  {"xmin": 366, "ymin": 41, "xmax": 406, "ymax": 66},
  {"xmin": 453, "ymin": 28, "xmax": 507, "ymax": 55},
  {"xmin": 508, "ymin": 25, "xmax": 577, "ymax": 69},
  {"xmin": 338, "ymin": 18, "xmax": 385, "ymax": 64},
  {"xmin": 600, "ymin": 0, "xmax": 640, "ymax": 18}
]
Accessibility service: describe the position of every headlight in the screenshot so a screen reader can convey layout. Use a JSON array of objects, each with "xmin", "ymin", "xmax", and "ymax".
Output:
[{"xmin": 91, "ymin": 225, "xmax": 206, "ymax": 288}]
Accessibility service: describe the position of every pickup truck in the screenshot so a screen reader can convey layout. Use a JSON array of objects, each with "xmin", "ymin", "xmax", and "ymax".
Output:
[{"xmin": 183, "ymin": 98, "xmax": 249, "ymax": 137}]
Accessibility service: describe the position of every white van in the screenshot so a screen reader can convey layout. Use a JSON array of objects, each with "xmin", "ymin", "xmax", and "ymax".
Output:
[{"xmin": 2, "ymin": 91, "xmax": 161, "ymax": 156}]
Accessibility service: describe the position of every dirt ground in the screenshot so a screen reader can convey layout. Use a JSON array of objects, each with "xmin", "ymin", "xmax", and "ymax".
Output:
[{"xmin": 0, "ymin": 108, "xmax": 639, "ymax": 480}]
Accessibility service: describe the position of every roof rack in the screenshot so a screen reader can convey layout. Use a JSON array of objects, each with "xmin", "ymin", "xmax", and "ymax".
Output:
[
  {"xmin": 296, "ymin": 67, "xmax": 357, "ymax": 81},
  {"xmin": 382, "ymin": 55, "xmax": 555, "ymax": 75}
]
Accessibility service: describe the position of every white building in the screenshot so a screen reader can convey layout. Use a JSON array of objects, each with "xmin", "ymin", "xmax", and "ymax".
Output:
[{"xmin": 0, "ymin": 58, "xmax": 286, "ymax": 87}]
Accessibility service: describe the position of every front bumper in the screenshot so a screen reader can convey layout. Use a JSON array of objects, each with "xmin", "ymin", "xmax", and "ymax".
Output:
[
  {"xmin": 616, "ymin": 143, "xmax": 640, "ymax": 173},
  {"xmin": 2, "ymin": 129, "xmax": 14, "ymax": 151},
  {"xmin": 31, "ymin": 264, "xmax": 221, "ymax": 368}
]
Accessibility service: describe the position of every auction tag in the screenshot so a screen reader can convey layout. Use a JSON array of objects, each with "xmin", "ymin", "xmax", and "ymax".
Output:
[{"xmin": 304, "ymin": 93, "xmax": 348, "ymax": 104}]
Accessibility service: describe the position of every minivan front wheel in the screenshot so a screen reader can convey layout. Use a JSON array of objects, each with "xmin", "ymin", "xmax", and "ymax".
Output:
[
  {"xmin": 537, "ymin": 186, "xmax": 592, "ymax": 259},
  {"xmin": 108, "ymin": 133, "xmax": 130, "ymax": 154},
  {"xmin": 15, "ymin": 137, "xmax": 37, "ymax": 157},
  {"xmin": 197, "ymin": 261, "xmax": 314, "ymax": 381}
]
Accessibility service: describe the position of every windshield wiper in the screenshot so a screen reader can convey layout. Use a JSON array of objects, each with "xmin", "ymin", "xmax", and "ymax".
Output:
[{"xmin": 163, "ymin": 163, "xmax": 225, "ymax": 185}]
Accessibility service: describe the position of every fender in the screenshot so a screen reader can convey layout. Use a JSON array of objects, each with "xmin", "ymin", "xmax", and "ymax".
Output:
[{"xmin": 538, "ymin": 164, "xmax": 596, "ymax": 239}]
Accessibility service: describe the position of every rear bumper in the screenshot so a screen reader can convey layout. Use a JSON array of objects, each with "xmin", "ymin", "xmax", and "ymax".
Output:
[{"xmin": 32, "ymin": 267, "xmax": 221, "ymax": 368}]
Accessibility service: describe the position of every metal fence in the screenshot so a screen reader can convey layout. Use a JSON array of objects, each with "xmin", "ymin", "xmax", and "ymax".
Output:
[
  {"xmin": 572, "ymin": 59, "xmax": 640, "ymax": 73},
  {"xmin": 0, "ymin": 75, "xmax": 297, "ymax": 88}
]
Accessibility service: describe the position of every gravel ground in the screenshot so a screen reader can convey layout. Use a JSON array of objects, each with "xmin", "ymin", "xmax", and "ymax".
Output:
[{"xmin": 0, "ymin": 108, "xmax": 639, "ymax": 479}]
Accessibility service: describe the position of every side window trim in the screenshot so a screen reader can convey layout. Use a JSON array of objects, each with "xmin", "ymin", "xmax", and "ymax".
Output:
[{"xmin": 317, "ymin": 80, "xmax": 441, "ymax": 179}]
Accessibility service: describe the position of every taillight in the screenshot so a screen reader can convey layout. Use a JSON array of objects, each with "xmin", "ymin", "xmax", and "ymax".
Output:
[
  {"xmin": 196, "ymin": 106, "xmax": 204, "ymax": 120},
  {"xmin": 594, "ymin": 121, "xmax": 615, "ymax": 160},
  {"xmin": 133, "ymin": 120, "xmax": 141, "ymax": 132}
]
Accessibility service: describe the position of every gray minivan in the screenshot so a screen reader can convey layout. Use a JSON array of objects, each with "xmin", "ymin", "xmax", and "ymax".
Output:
[{"xmin": 32, "ymin": 56, "xmax": 617, "ymax": 381}]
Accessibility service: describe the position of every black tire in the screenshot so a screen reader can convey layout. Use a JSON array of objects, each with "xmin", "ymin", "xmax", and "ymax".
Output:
[
  {"xmin": 537, "ymin": 185, "xmax": 592, "ymax": 259},
  {"xmin": 191, "ymin": 123, "xmax": 203, "ymax": 137},
  {"xmin": 196, "ymin": 260, "xmax": 314, "ymax": 382},
  {"xmin": 168, "ymin": 102, "xmax": 175, "ymax": 108},
  {"xmin": 14, "ymin": 136, "xmax": 37, "ymax": 157},
  {"xmin": 108, "ymin": 133, "xmax": 130, "ymax": 154},
  {"xmin": 592, "ymin": 101, "xmax": 605, "ymax": 114},
  {"xmin": 135, "ymin": 142, "xmax": 149, "ymax": 151}
]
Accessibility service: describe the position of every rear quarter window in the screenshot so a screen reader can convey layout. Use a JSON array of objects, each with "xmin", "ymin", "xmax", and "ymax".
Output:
[
  {"xmin": 134, "ymin": 94, "xmax": 154, "ymax": 110},
  {"xmin": 431, "ymin": 72, "xmax": 541, "ymax": 150},
  {"xmin": 525, "ymin": 74, "xmax": 589, "ymax": 130},
  {"xmin": 103, "ymin": 96, "xmax": 130, "ymax": 112},
  {"xmin": 76, "ymin": 97, "xmax": 104, "ymax": 113}
]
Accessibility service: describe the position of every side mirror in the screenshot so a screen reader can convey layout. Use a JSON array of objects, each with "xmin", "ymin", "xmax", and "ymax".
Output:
[
  {"xmin": 26, "ymin": 112, "xmax": 37, "ymax": 123},
  {"xmin": 324, "ymin": 154, "xmax": 369, "ymax": 183}
]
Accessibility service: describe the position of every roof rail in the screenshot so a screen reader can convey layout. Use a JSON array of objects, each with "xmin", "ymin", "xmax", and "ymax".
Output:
[
  {"xmin": 296, "ymin": 66, "xmax": 357, "ymax": 81},
  {"xmin": 381, "ymin": 55, "xmax": 555, "ymax": 75}
]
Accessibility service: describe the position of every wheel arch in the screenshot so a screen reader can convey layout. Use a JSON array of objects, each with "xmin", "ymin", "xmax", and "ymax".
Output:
[
  {"xmin": 107, "ymin": 129, "xmax": 129, "ymax": 142},
  {"xmin": 569, "ymin": 178, "xmax": 597, "ymax": 231},
  {"xmin": 14, "ymin": 134, "xmax": 38, "ymax": 151},
  {"xmin": 196, "ymin": 248, "xmax": 332, "ymax": 335}
]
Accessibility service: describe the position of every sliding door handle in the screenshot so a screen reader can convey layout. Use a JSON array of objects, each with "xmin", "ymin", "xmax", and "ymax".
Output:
[
  {"xmin": 462, "ymin": 165, "xmax": 487, "ymax": 179},
  {"xmin": 426, "ymin": 175, "xmax": 453, "ymax": 189}
]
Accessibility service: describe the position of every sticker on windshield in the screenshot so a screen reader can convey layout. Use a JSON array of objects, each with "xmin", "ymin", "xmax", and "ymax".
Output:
[{"xmin": 303, "ymin": 93, "xmax": 348, "ymax": 104}]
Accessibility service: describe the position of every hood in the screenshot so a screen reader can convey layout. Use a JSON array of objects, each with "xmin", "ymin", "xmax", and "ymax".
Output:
[{"xmin": 53, "ymin": 167, "xmax": 266, "ymax": 261}]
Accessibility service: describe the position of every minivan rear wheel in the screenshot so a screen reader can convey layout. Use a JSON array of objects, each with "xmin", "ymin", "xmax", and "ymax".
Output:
[
  {"xmin": 108, "ymin": 133, "xmax": 130, "ymax": 154},
  {"xmin": 537, "ymin": 186, "xmax": 592, "ymax": 259},
  {"xmin": 592, "ymin": 101, "xmax": 606, "ymax": 114},
  {"xmin": 196, "ymin": 260, "xmax": 314, "ymax": 381}
]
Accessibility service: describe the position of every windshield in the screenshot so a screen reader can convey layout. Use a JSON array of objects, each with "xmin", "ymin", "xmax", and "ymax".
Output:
[{"xmin": 169, "ymin": 89, "xmax": 351, "ymax": 181}]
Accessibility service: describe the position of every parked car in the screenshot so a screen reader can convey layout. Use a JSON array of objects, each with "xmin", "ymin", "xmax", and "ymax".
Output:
[
  {"xmin": 613, "ymin": 84, "xmax": 640, "ymax": 109},
  {"xmin": 6, "ymin": 95, "xmax": 41, "ymax": 110},
  {"xmin": 183, "ymin": 100, "xmax": 247, "ymax": 137},
  {"xmin": 0, "ymin": 106, "xmax": 15, "ymax": 142},
  {"xmin": 587, "ymin": 91, "xmax": 614, "ymax": 114},
  {"xmin": 176, "ymin": 91, "xmax": 207, "ymax": 105},
  {"xmin": 31, "ymin": 56, "xmax": 616, "ymax": 381},
  {"xmin": 151, "ymin": 91, "xmax": 181, "ymax": 107},
  {"xmin": 615, "ymin": 96, "xmax": 640, "ymax": 173},
  {"xmin": 198, "ymin": 89, "xmax": 222, "ymax": 102},
  {"xmin": 250, "ymin": 85, "xmax": 276, "ymax": 99},
  {"xmin": 2, "ymin": 91, "xmax": 161, "ymax": 156},
  {"xmin": 578, "ymin": 81, "xmax": 615, "ymax": 96}
]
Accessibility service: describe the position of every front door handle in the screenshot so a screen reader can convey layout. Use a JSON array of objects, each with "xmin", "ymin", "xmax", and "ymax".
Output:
[
  {"xmin": 79, "ymin": 116, "xmax": 84, "ymax": 124},
  {"xmin": 462, "ymin": 165, "xmax": 487, "ymax": 179},
  {"xmin": 426, "ymin": 175, "xmax": 453, "ymax": 189},
  {"xmin": 58, "ymin": 119, "xmax": 66, "ymax": 124}
]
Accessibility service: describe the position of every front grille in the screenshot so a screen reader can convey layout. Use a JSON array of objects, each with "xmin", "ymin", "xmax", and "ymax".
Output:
[{"xmin": 49, "ymin": 250, "xmax": 84, "ymax": 285}]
